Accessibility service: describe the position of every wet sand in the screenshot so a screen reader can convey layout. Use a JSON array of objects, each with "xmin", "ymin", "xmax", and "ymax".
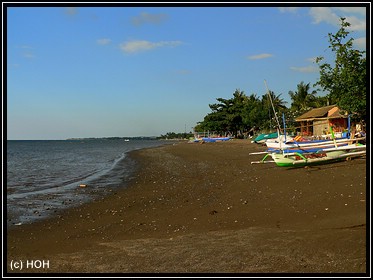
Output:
[{"xmin": 6, "ymin": 140, "xmax": 367, "ymax": 275}]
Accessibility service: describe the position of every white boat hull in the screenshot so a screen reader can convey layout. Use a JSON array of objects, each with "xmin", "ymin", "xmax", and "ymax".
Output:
[{"xmin": 251, "ymin": 143, "xmax": 366, "ymax": 167}]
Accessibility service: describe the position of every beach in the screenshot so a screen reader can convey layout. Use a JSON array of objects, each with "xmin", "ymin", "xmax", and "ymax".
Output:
[{"xmin": 6, "ymin": 140, "xmax": 367, "ymax": 274}]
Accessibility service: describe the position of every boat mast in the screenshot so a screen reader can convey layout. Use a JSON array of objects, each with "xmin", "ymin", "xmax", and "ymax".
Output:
[
  {"xmin": 282, "ymin": 112, "xmax": 287, "ymax": 142},
  {"xmin": 264, "ymin": 80, "xmax": 282, "ymax": 133}
]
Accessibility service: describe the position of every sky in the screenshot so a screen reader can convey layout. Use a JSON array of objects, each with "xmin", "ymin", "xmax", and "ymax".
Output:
[{"xmin": 5, "ymin": 4, "xmax": 367, "ymax": 140}]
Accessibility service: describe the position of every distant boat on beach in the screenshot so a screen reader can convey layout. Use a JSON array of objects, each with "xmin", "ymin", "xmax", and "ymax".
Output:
[
  {"xmin": 124, "ymin": 139, "xmax": 130, "ymax": 142},
  {"xmin": 190, "ymin": 136, "xmax": 231, "ymax": 143},
  {"xmin": 190, "ymin": 131, "xmax": 231, "ymax": 143},
  {"xmin": 200, "ymin": 136, "xmax": 231, "ymax": 143}
]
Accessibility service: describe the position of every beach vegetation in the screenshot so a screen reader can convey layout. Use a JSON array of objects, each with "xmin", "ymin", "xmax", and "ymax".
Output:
[
  {"xmin": 194, "ymin": 18, "xmax": 365, "ymax": 137},
  {"xmin": 158, "ymin": 131, "xmax": 194, "ymax": 140},
  {"xmin": 195, "ymin": 89, "xmax": 289, "ymax": 138},
  {"xmin": 285, "ymin": 81, "xmax": 329, "ymax": 133},
  {"xmin": 314, "ymin": 17, "xmax": 366, "ymax": 123},
  {"xmin": 288, "ymin": 81, "xmax": 318, "ymax": 114}
]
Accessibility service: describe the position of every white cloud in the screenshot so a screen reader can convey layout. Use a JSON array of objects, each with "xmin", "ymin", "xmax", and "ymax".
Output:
[
  {"xmin": 344, "ymin": 15, "xmax": 366, "ymax": 31},
  {"xmin": 247, "ymin": 53, "xmax": 273, "ymax": 60},
  {"xmin": 131, "ymin": 12, "xmax": 168, "ymax": 26},
  {"xmin": 278, "ymin": 7, "xmax": 300, "ymax": 13},
  {"xmin": 23, "ymin": 52, "xmax": 35, "ymax": 59},
  {"xmin": 334, "ymin": 7, "xmax": 366, "ymax": 16},
  {"xmin": 309, "ymin": 7, "xmax": 366, "ymax": 31},
  {"xmin": 97, "ymin": 38, "xmax": 111, "ymax": 45},
  {"xmin": 8, "ymin": 63, "xmax": 20, "ymax": 69},
  {"xmin": 290, "ymin": 66, "xmax": 318, "ymax": 73},
  {"xmin": 120, "ymin": 40, "xmax": 182, "ymax": 53},
  {"xmin": 354, "ymin": 37, "xmax": 366, "ymax": 51},
  {"xmin": 307, "ymin": 57, "xmax": 317, "ymax": 63},
  {"xmin": 309, "ymin": 7, "xmax": 340, "ymax": 25},
  {"xmin": 16, "ymin": 45, "xmax": 36, "ymax": 59},
  {"xmin": 65, "ymin": 7, "xmax": 78, "ymax": 16}
]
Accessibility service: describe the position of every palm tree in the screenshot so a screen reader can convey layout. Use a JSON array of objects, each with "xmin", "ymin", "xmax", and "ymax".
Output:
[
  {"xmin": 261, "ymin": 91, "xmax": 288, "ymax": 130},
  {"xmin": 289, "ymin": 81, "xmax": 317, "ymax": 113}
]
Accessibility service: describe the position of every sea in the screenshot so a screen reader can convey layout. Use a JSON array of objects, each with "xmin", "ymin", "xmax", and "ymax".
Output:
[{"xmin": 6, "ymin": 139, "xmax": 169, "ymax": 228}]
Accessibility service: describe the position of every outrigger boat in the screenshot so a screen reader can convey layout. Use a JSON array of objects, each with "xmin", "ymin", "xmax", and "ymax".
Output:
[
  {"xmin": 266, "ymin": 136, "xmax": 365, "ymax": 153},
  {"xmin": 265, "ymin": 114, "xmax": 364, "ymax": 151},
  {"xmin": 250, "ymin": 80, "xmax": 366, "ymax": 167},
  {"xmin": 251, "ymin": 126, "xmax": 366, "ymax": 167},
  {"xmin": 251, "ymin": 143, "xmax": 366, "ymax": 167}
]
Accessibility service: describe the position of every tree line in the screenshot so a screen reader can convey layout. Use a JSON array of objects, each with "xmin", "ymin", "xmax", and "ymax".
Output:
[
  {"xmin": 159, "ymin": 18, "xmax": 366, "ymax": 140},
  {"xmin": 194, "ymin": 18, "xmax": 366, "ymax": 138},
  {"xmin": 194, "ymin": 84, "xmax": 328, "ymax": 138}
]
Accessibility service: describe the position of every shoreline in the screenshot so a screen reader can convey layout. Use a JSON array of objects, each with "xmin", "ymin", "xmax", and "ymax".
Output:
[
  {"xmin": 6, "ymin": 140, "xmax": 173, "ymax": 229},
  {"xmin": 6, "ymin": 140, "xmax": 367, "ymax": 274}
]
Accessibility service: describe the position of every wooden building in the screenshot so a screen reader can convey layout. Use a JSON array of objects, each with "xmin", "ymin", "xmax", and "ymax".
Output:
[{"xmin": 295, "ymin": 105, "xmax": 348, "ymax": 137}]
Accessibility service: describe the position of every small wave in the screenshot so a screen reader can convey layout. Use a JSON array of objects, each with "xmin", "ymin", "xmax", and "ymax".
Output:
[{"xmin": 7, "ymin": 139, "xmax": 167, "ymax": 227}]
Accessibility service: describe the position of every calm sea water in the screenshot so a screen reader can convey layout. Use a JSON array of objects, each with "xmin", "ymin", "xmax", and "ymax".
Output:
[{"xmin": 6, "ymin": 139, "xmax": 168, "ymax": 228}]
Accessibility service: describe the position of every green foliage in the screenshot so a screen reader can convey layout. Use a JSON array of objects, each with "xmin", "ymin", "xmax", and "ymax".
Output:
[
  {"xmin": 196, "ymin": 89, "xmax": 288, "ymax": 137},
  {"xmin": 260, "ymin": 90, "xmax": 288, "ymax": 130},
  {"xmin": 193, "ymin": 18, "xmax": 365, "ymax": 137},
  {"xmin": 159, "ymin": 131, "xmax": 194, "ymax": 140},
  {"xmin": 287, "ymin": 81, "xmax": 331, "ymax": 133},
  {"xmin": 313, "ymin": 95, "xmax": 330, "ymax": 108},
  {"xmin": 314, "ymin": 17, "xmax": 366, "ymax": 122},
  {"xmin": 288, "ymin": 81, "xmax": 317, "ymax": 113}
]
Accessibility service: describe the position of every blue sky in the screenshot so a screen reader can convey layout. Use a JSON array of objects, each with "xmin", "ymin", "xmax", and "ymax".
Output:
[{"xmin": 6, "ymin": 4, "xmax": 367, "ymax": 140}]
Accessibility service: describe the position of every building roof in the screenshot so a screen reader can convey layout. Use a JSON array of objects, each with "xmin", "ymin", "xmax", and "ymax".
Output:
[{"xmin": 295, "ymin": 105, "xmax": 347, "ymax": 121}]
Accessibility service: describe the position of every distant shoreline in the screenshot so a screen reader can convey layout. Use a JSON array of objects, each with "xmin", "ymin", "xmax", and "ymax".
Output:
[
  {"xmin": 7, "ymin": 137, "xmax": 160, "ymax": 141},
  {"xmin": 65, "ymin": 136, "xmax": 159, "ymax": 140}
]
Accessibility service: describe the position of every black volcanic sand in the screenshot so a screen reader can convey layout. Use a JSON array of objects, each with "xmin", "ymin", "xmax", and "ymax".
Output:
[{"xmin": 6, "ymin": 140, "xmax": 367, "ymax": 274}]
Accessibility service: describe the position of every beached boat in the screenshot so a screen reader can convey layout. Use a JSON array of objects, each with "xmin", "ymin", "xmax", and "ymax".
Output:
[
  {"xmin": 250, "ymin": 81, "xmax": 366, "ymax": 167},
  {"xmin": 265, "ymin": 120, "xmax": 365, "ymax": 154},
  {"xmin": 252, "ymin": 132, "xmax": 279, "ymax": 144},
  {"xmin": 190, "ymin": 131, "xmax": 232, "ymax": 143},
  {"xmin": 251, "ymin": 143, "xmax": 366, "ymax": 167},
  {"xmin": 191, "ymin": 136, "xmax": 231, "ymax": 143},
  {"xmin": 201, "ymin": 136, "xmax": 231, "ymax": 142},
  {"xmin": 264, "ymin": 134, "xmax": 293, "ymax": 146},
  {"xmin": 265, "ymin": 136, "xmax": 365, "ymax": 152},
  {"xmin": 253, "ymin": 81, "xmax": 294, "ymax": 145}
]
